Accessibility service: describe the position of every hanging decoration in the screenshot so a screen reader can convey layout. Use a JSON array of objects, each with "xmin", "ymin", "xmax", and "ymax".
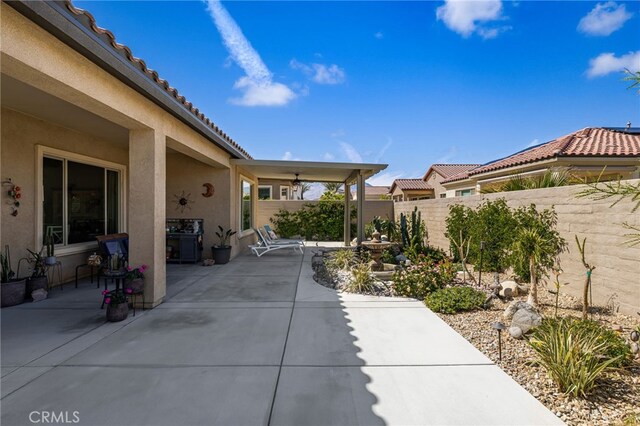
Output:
[
  {"xmin": 173, "ymin": 190, "xmax": 194, "ymax": 213},
  {"xmin": 202, "ymin": 183, "xmax": 214, "ymax": 198},
  {"xmin": 2, "ymin": 179, "xmax": 21, "ymax": 216}
]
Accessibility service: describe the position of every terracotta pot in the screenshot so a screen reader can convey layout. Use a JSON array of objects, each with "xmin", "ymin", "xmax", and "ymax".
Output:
[
  {"xmin": 26, "ymin": 276, "xmax": 48, "ymax": 294},
  {"xmin": 106, "ymin": 302, "xmax": 129, "ymax": 322},
  {"xmin": 125, "ymin": 278, "xmax": 145, "ymax": 294},
  {"xmin": 1, "ymin": 278, "xmax": 26, "ymax": 307}
]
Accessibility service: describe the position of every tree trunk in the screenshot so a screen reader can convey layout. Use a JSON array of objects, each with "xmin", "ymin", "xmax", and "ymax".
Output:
[
  {"xmin": 582, "ymin": 274, "xmax": 590, "ymax": 320},
  {"xmin": 526, "ymin": 256, "xmax": 538, "ymax": 308}
]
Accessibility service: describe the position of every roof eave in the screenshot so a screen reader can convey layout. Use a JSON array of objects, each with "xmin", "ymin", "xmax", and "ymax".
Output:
[{"xmin": 7, "ymin": 0, "xmax": 250, "ymax": 160}]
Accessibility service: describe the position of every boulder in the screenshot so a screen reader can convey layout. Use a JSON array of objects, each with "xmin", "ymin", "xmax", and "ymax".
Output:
[
  {"xmin": 499, "ymin": 280, "xmax": 519, "ymax": 297},
  {"xmin": 631, "ymin": 343, "xmax": 639, "ymax": 355},
  {"xmin": 509, "ymin": 326, "xmax": 523, "ymax": 339},
  {"xmin": 503, "ymin": 301, "xmax": 533, "ymax": 321},
  {"xmin": 395, "ymin": 254, "xmax": 408, "ymax": 263},
  {"xmin": 511, "ymin": 308, "xmax": 542, "ymax": 334},
  {"xmin": 31, "ymin": 288, "xmax": 47, "ymax": 302}
]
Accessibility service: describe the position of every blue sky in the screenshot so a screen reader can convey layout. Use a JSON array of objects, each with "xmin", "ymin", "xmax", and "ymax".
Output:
[{"xmin": 76, "ymin": 0, "xmax": 640, "ymax": 186}]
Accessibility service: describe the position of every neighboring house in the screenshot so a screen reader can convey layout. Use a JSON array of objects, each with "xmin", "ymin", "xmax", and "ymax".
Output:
[
  {"xmin": 422, "ymin": 164, "xmax": 480, "ymax": 198},
  {"xmin": 257, "ymin": 179, "xmax": 300, "ymax": 200},
  {"xmin": 351, "ymin": 185, "xmax": 391, "ymax": 201},
  {"xmin": 442, "ymin": 127, "xmax": 640, "ymax": 195},
  {"xmin": 0, "ymin": 1, "xmax": 385, "ymax": 309},
  {"xmin": 389, "ymin": 179, "xmax": 433, "ymax": 202}
]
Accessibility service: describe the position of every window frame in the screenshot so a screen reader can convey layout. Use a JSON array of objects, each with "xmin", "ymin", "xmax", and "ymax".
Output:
[
  {"xmin": 258, "ymin": 185, "xmax": 272, "ymax": 200},
  {"xmin": 239, "ymin": 175, "xmax": 255, "ymax": 237},
  {"xmin": 36, "ymin": 145, "xmax": 127, "ymax": 256},
  {"xmin": 280, "ymin": 185, "xmax": 290, "ymax": 200}
]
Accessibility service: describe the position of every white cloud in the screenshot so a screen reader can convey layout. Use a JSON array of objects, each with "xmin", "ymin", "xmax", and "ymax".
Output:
[
  {"xmin": 436, "ymin": 0, "xmax": 509, "ymax": 39},
  {"xmin": 374, "ymin": 31, "xmax": 384, "ymax": 39},
  {"xmin": 339, "ymin": 142, "xmax": 363, "ymax": 163},
  {"xmin": 323, "ymin": 152, "xmax": 335, "ymax": 161},
  {"xmin": 526, "ymin": 138, "xmax": 540, "ymax": 148},
  {"xmin": 290, "ymin": 59, "xmax": 346, "ymax": 85},
  {"xmin": 435, "ymin": 146, "xmax": 459, "ymax": 164},
  {"xmin": 578, "ymin": 2, "xmax": 632, "ymax": 36},
  {"xmin": 367, "ymin": 171, "xmax": 406, "ymax": 187},
  {"xmin": 205, "ymin": 0, "xmax": 295, "ymax": 106},
  {"xmin": 587, "ymin": 50, "xmax": 640, "ymax": 78},
  {"xmin": 330, "ymin": 129, "xmax": 346, "ymax": 138},
  {"xmin": 374, "ymin": 139, "xmax": 393, "ymax": 163}
]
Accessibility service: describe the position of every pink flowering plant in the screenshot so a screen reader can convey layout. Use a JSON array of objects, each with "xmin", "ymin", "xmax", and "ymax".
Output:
[
  {"xmin": 392, "ymin": 256, "xmax": 454, "ymax": 300},
  {"xmin": 125, "ymin": 264, "xmax": 147, "ymax": 281},
  {"xmin": 101, "ymin": 288, "xmax": 128, "ymax": 305}
]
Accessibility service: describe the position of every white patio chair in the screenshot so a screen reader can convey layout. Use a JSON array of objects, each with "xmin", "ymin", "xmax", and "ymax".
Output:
[
  {"xmin": 262, "ymin": 225, "xmax": 304, "ymax": 246},
  {"xmin": 250, "ymin": 228, "xmax": 304, "ymax": 257}
]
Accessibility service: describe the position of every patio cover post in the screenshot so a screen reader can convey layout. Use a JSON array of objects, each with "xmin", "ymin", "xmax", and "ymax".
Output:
[
  {"xmin": 343, "ymin": 181, "xmax": 351, "ymax": 246},
  {"xmin": 357, "ymin": 172, "xmax": 365, "ymax": 244},
  {"xmin": 129, "ymin": 129, "xmax": 166, "ymax": 308}
]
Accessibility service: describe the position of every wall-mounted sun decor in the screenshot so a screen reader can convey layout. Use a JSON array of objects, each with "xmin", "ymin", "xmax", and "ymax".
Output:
[{"xmin": 173, "ymin": 191, "xmax": 194, "ymax": 213}]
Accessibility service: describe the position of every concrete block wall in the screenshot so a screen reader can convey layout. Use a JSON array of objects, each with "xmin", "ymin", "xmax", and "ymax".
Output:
[{"xmin": 395, "ymin": 180, "xmax": 640, "ymax": 315}]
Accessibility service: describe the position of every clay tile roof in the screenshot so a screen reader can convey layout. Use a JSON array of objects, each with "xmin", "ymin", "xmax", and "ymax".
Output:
[
  {"xmin": 390, "ymin": 179, "xmax": 433, "ymax": 191},
  {"xmin": 441, "ymin": 169, "xmax": 477, "ymax": 184},
  {"xmin": 64, "ymin": 1, "xmax": 252, "ymax": 159},
  {"xmin": 365, "ymin": 186, "xmax": 391, "ymax": 195},
  {"xmin": 467, "ymin": 127, "xmax": 640, "ymax": 177},
  {"xmin": 423, "ymin": 163, "xmax": 480, "ymax": 180}
]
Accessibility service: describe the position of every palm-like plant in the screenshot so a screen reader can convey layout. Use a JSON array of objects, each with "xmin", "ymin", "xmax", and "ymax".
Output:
[
  {"xmin": 322, "ymin": 183, "xmax": 342, "ymax": 193},
  {"xmin": 511, "ymin": 206, "xmax": 567, "ymax": 308},
  {"xmin": 482, "ymin": 169, "xmax": 572, "ymax": 194},
  {"xmin": 299, "ymin": 182, "xmax": 311, "ymax": 200}
]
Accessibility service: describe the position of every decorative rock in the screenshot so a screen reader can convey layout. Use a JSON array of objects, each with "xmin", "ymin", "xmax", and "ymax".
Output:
[
  {"xmin": 630, "ymin": 343, "xmax": 639, "ymax": 354},
  {"xmin": 511, "ymin": 308, "xmax": 542, "ymax": 334},
  {"xmin": 395, "ymin": 254, "xmax": 408, "ymax": 263},
  {"xmin": 611, "ymin": 324, "xmax": 623, "ymax": 332},
  {"xmin": 31, "ymin": 288, "xmax": 47, "ymax": 302},
  {"xmin": 503, "ymin": 301, "xmax": 534, "ymax": 321},
  {"xmin": 509, "ymin": 326, "xmax": 523, "ymax": 339},
  {"xmin": 202, "ymin": 259, "xmax": 215, "ymax": 266},
  {"xmin": 499, "ymin": 280, "xmax": 519, "ymax": 297},
  {"xmin": 502, "ymin": 287, "xmax": 514, "ymax": 299}
]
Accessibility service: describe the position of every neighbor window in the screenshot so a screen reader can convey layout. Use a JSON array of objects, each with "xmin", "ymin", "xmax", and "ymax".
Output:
[
  {"xmin": 258, "ymin": 185, "xmax": 272, "ymax": 200},
  {"xmin": 280, "ymin": 186, "xmax": 290, "ymax": 200},
  {"xmin": 439, "ymin": 194, "xmax": 447, "ymax": 198},
  {"xmin": 42, "ymin": 152, "xmax": 123, "ymax": 248},
  {"xmin": 455, "ymin": 189, "xmax": 475, "ymax": 197},
  {"xmin": 240, "ymin": 178, "xmax": 253, "ymax": 232}
]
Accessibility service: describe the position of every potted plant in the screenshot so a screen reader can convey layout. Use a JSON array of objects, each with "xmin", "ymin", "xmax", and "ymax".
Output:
[
  {"xmin": 44, "ymin": 233, "xmax": 56, "ymax": 266},
  {"xmin": 1, "ymin": 245, "xmax": 26, "ymax": 307},
  {"xmin": 211, "ymin": 226, "xmax": 237, "ymax": 264},
  {"xmin": 124, "ymin": 264, "xmax": 147, "ymax": 294},
  {"xmin": 26, "ymin": 248, "xmax": 48, "ymax": 296},
  {"xmin": 102, "ymin": 288, "xmax": 129, "ymax": 322}
]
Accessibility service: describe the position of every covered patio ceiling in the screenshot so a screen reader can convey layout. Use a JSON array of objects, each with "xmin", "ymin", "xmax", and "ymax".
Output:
[{"xmin": 231, "ymin": 159, "xmax": 388, "ymax": 183}]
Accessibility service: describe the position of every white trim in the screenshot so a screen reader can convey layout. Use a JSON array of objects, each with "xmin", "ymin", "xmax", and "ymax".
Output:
[
  {"xmin": 239, "ymin": 174, "xmax": 255, "ymax": 236},
  {"xmin": 280, "ymin": 185, "xmax": 290, "ymax": 201},
  {"xmin": 258, "ymin": 184, "xmax": 273, "ymax": 200},
  {"xmin": 36, "ymin": 145, "xmax": 127, "ymax": 252}
]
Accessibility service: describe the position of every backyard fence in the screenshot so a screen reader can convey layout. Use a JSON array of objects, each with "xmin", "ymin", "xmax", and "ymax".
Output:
[{"xmin": 395, "ymin": 179, "xmax": 640, "ymax": 315}]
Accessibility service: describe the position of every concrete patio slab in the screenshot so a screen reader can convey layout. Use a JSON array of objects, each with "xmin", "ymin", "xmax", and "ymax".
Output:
[
  {"xmin": 1, "ymin": 308, "xmax": 106, "ymax": 366},
  {"xmin": 171, "ymin": 274, "xmax": 297, "ymax": 302},
  {"xmin": 1, "ymin": 366, "xmax": 53, "ymax": 399},
  {"xmin": 214, "ymin": 260, "xmax": 302, "ymax": 277},
  {"xmin": 271, "ymin": 365, "xmax": 562, "ymax": 426},
  {"xmin": 1, "ymin": 366, "xmax": 279, "ymax": 426},
  {"xmin": 284, "ymin": 306, "xmax": 491, "ymax": 366},
  {"xmin": 63, "ymin": 307, "xmax": 290, "ymax": 366}
]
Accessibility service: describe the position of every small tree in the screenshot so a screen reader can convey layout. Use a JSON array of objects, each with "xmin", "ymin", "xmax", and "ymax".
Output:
[
  {"xmin": 511, "ymin": 205, "xmax": 567, "ymax": 308},
  {"xmin": 299, "ymin": 183, "xmax": 311, "ymax": 200},
  {"xmin": 575, "ymin": 236, "xmax": 596, "ymax": 320}
]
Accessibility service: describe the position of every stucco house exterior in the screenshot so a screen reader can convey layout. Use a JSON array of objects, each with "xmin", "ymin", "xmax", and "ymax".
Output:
[
  {"xmin": 421, "ymin": 164, "xmax": 480, "ymax": 198},
  {"xmin": 389, "ymin": 179, "xmax": 433, "ymax": 202},
  {"xmin": 0, "ymin": 0, "xmax": 385, "ymax": 308},
  {"xmin": 441, "ymin": 127, "xmax": 640, "ymax": 195},
  {"xmin": 351, "ymin": 185, "xmax": 391, "ymax": 201}
]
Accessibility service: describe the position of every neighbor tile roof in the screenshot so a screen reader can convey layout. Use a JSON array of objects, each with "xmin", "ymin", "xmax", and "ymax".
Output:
[
  {"xmin": 424, "ymin": 164, "xmax": 480, "ymax": 180},
  {"xmin": 441, "ymin": 127, "xmax": 640, "ymax": 184},
  {"xmin": 64, "ymin": 1, "xmax": 252, "ymax": 159},
  {"xmin": 365, "ymin": 186, "xmax": 391, "ymax": 195},
  {"xmin": 391, "ymin": 179, "xmax": 433, "ymax": 191}
]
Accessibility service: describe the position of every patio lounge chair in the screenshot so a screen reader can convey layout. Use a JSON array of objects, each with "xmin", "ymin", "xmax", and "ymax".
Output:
[
  {"xmin": 250, "ymin": 228, "xmax": 304, "ymax": 257},
  {"xmin": 263, "ymin": 225, "xmax": 304, "ymax": 245}
]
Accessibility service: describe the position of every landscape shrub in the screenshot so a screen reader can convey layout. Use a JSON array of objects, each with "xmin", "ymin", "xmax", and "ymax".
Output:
[
  {"xmin": 326, "ymin": 249, "xmax": 356, "ymax": 271},
  {"xmin": 424, "ymin": 286, "xmax": 485, "ymax": 314},
  {"xmin": 271, "ymin": 202, "xmax": 357, "ymax": 241},
  {"xmin": 392, "ymin": 259, "xmax": 451, "ymax": 300},
  {"xmin": 345, "ymin": 262, "xmax": 375, "ymax": 293},
  {"xmin": 529, "ymin": 317, "xmax": 628, "ymax": 397},
  {"xmin": 445, "ymin": 199, "xmax": 516, "ymax": 272},
  {"xmin": 572, "ymin": 320, "xmax": 631, "ymax": 368}
]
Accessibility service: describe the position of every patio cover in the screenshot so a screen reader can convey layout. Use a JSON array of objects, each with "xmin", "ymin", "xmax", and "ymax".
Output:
[{"xmin": 231, "ymin": 159, "xmax": 388, "ymax": 245}]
